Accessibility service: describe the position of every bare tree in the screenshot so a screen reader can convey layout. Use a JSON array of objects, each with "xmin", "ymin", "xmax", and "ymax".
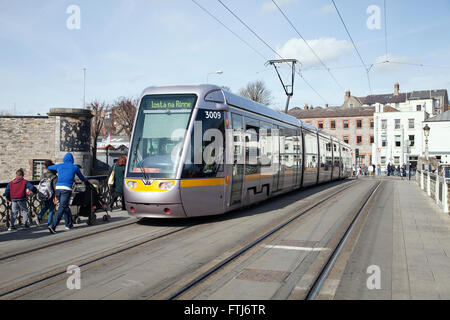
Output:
[
  {"xmin": 238, "ymin": 80, "xmax": 273, "ymax": 105},
  {"xmin": 112, "ymin": 97, "xmax": 138, "ymax": 138},
  {"xmin": 87, "ymin": 100, "xmax": 109, "ymax": 170}
]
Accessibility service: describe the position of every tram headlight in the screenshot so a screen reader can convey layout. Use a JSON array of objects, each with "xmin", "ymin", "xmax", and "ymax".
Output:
[
  {"xmin": 158, "ymin": 181, "xmax": 174, "ymax": 190},
  {"xmin": 127, "ymin": 181, "xmax": 138, "ymax": 189}
]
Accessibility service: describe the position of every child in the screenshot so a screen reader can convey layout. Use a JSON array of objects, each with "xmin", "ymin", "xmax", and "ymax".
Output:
[{"xmin": 4, "ymin": 169, "xmax": 38, "ymax": 231}]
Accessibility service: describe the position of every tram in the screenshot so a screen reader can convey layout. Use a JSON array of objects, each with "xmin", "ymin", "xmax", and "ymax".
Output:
[{"xmin": 124, "ymin": 85, "xmax": 352, "ymax": 218}]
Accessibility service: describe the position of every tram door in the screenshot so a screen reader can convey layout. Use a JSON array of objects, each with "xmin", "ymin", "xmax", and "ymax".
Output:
[{"xmin": 229, "ymin": 114, "xmax": 244, "ymax": 206}]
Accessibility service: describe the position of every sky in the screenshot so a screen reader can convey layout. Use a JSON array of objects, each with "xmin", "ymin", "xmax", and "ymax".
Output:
[{"xmin": 1, "ymin": 0, "xmax": 450, "ymax": 115}]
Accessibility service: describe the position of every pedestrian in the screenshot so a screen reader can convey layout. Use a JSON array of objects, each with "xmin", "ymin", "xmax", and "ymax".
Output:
[
  {"xmin": 402, "ymin": 163, "xmax": 407, "ymax": 179},
  {"xmin": 368, "ymin": 164, "xmax": 373, "ymax": 177},
  {"xmin": 47, "ymin": 153, "xmax": 89, "ymax": 234},
  {"xmin": 36, "ymin": 160, "xmax": 58, "ymax": 226},
  {"xmin": 4, "ymin": 169, "xmax": 37, "ymax": 231},
  {"xmin": 377, "ymin": 163, "xmax": 381, "ymax": 176},
  {"xmin": 109, "ymin": 155, "xmax": 127, "ymax": 211}
]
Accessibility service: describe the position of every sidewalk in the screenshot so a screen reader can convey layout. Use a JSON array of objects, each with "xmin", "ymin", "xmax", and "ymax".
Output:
[{"xmin": 333, "ymin": 178, "xmax": 450, "ymax": 299}]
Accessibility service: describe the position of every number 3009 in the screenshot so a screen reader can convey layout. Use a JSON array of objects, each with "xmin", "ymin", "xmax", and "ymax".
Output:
[{"xmin": 205, "ymin": 111, "xmax": 221, "ymax": 119}]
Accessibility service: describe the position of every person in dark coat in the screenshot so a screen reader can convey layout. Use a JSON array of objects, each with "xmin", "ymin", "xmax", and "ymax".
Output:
[
  {"xmin": 47, "ymin": 153, "xmax": 88, "ymax": 234},
  {"xmin": 4, "ymin": 168, "xmax": 38, "ymax": 231},
  {"xmin": 36, "ymin": 160, "xmax": 58, "ymax": 226},
  {"xmin": 109, "ymin": 155, "xmax": 127, "ymax": 211}
]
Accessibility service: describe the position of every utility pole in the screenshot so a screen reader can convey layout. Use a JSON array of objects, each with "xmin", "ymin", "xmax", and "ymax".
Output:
[
  {"xmin": 83, "ymin": 68, "xmax": 86, "ymax": 109},
  {"xmin": 265, "ymin": 59, "xmax": 298, "ymax": 113}
]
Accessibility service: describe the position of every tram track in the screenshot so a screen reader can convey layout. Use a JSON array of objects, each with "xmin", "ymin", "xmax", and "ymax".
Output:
[
  {"xmin": 0, "ymin": 224, "xmax": 196, "ymax": 299},
  {"xmin": 1, "ymin": 178, "xmax": 363, "ymax": 300},
  {"xmin": 0, "ymin": 218, "xmax": 138, "ymax": 263},
  {"xmin": 161, "ymin": 178, "xmax": 363, "ymax": 300},
  {"xmin": 305, "ymin": 180, "xmax": 382, "ymax": 300}
]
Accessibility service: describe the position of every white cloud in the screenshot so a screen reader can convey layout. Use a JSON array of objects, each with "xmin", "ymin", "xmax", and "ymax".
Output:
[
  {"xmin": 276, "ymin": 37, "xmax": 353, "ymax": 67},
  {"xmin": 261, "ymin": 0, "xmax": 297, "ymax": 13},
  {"xmin": 318, "ymin": 4, "xmax": 334, "ymax": 15}
]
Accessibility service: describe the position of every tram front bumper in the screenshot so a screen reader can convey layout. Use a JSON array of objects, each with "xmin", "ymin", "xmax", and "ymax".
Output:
[{"xmin": 127, "ymin": 202, "xmax": 187, "ymax": 218}]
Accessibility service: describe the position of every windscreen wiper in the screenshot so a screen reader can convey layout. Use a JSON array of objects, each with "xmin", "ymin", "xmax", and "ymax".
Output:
[{"xmin": 133, "ymin": 137, "xmax": 151, "ymax": 182}]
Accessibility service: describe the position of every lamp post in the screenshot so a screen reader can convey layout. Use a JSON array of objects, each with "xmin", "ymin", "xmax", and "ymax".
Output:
[
  {"xmin": 423, "ymin": 124, "xmax": 430, "ymax": 160},
  {"xmin": 206, "ymin": 70, "xmax": 223, "ymax": 84}
]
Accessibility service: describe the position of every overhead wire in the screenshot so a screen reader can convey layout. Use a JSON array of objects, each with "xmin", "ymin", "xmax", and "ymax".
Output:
[
  {"xmin": 215, "ymin": 0, "xmax": 329, "ymax": 104},
  {"xmin": 271, "ymin": 0, "xmax": 345, "ymax": 92},
  {"xmin": 331, "ymin": 0, "xmax": 372, "ymax": 94}
]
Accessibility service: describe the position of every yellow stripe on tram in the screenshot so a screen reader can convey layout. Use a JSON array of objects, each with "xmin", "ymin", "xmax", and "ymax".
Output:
[{"xmin": 180, "ymin": 178, "xmax": 225, "ymax": 188}]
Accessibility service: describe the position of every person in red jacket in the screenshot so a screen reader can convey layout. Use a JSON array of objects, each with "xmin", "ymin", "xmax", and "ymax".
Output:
[{"xmin": 4, "ymin": 168, "xmax": 38, "ymax": 231}]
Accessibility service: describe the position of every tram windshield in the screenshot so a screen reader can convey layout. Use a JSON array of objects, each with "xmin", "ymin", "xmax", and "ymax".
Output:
[{"xmin": 128, "ymin": 94, "xmax": 197, "ymax": 178}]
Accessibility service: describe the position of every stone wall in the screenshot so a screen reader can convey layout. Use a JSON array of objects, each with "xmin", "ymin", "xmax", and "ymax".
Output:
[
  {"xmin": 0, "ymin": 108, "xmax": 92, "ymax": 182},
  {"xmin": 0, "ymin": 116, "xmax": 56, "ymax": 181}
]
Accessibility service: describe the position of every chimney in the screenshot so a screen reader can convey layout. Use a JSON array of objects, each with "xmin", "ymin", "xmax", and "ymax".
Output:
[
  {"xmin": 325, "ymin": 104, "xmax": 329, "ymax": 108},
  {"xmin": 345, "ymin": 90, "xmax": 351, "ymax": 100},
  {"xmin": 394, "ymin": 82, "xmax": 400, "ymax": 96},
  {"xmin": 304, "ymin": 103, "xmax": 309, "ymax": 110}
]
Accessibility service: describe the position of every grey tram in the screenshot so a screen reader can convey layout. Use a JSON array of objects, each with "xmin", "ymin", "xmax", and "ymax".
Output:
[{"xmin": 124, "ymin": 85, "xmax": 352, "ymax": 218}]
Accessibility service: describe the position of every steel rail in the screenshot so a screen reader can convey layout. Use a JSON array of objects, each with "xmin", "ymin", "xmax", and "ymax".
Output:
[
  {"xmin": 305, "ymin": 180, "xmax": 382, "ymax": 300},
  {"xmin": 166, "ymin": 179, "xmax": 360, "ymax": 300},
  {"xmin": 0, "ymin": 225, "xmax": 194, "ymax": 299},
  {"xmin": 0, "ymin": 218, "xmax": 138, "ymax": 263}
]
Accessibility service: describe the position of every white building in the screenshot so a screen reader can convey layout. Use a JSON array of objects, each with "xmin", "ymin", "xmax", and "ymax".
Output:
[
  {"xmin": 423, "ymin": 110, "xmax": 450, "ymax": 164},
  {"xmin": 372, "ymin": 103, "xmax": 427, "ymax": 172}
]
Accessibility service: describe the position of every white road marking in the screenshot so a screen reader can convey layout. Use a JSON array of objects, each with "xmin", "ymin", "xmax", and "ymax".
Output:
[{"xmin": 264, "ymin": 245, "xmax": 330, "ymax": 252}]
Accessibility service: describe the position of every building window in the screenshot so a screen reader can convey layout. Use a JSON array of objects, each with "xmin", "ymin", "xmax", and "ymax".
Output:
[
  {"xmin": 408, "ymin": 119, "xmax": 414, "ymax": 129},
  {"xmin": 381, "ymin": 135, "xmax": 387, "ymax": 147},
  {"xmin": 356, "ymin": 135, "xmax": 363, "ymax": 144},
  {"xmin": 32, "ymin": 160, "xmax": 46, "ymax": 180},
  {"xmin": 317, "ymin": 120, "xmax": 324, "ymax": 129},
  {"xmin": 395, "ymin": 119, "xmax": 400, "ymax": 129},
  {"xmin": 343, "ymin": 135, "xmax": 349, "ymax": 144},
  {"xmin": 305, "ymin": 120, "xmax": 312, "ymax": 125},
  {"xmin": 343, "ymin": 119, "xmax": 349, "ymax": 129},
  {"xmin": 394, "ymin": 156, "xmax": 400, "ymax": 165},
  {"xmin": 409, "ymin": 135, "xmax": 415, "ymax": 147},
  {"xmin": 416, "ymin": 105, "xmax": 421, "ymax": 111},
  {"xmin": 370, "ymin": 118, "xmax": 374, "ymax": 128},
  {"xmin": 381, "ymin": 156, "xmax": 386, "ymax": 167},
  {"xmin": 381, "ymin": 119, "xmax": 387, "ymax": 129},
  {"xmin": 330, "ymin": 120, "xmax": 336, "ymax": 129},
  {"xmin": 370, "ymin": 135, "xmax": 374, "ymax": 144},
  {"xmin": 395, "ymin": 135, "xmax": 401, "ymax": 147},
  {"xmin": 350, "ymin": 103, "xmax": 354, "ymax": 108},
  {"xmin": 356, "ymin": 119, "xmax": 363, "ymax": 128}
]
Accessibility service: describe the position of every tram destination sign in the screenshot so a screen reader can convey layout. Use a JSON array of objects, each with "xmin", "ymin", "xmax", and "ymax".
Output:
[{"xmin": 143, "ymin": 94, "xmax": 197, "ymax": 110}]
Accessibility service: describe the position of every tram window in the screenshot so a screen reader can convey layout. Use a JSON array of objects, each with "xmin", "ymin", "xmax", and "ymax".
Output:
[
  {"xmin": 182, "ymin": 110, "xmax": 225, "ymax": 178},
  {"xmin": 260, "ymin": 121, "xmax": 272, "ymax": 168},
  {"xmin": 244, "ymin": 118, "xmax": 260, "ymax": 175},
  {"xmin": 304, "ymin": 131, "xmax": 318, "ymax": 169},
  {"xmin": 128, "ymin": 94, "xmax": 197, "ymax": 178},
  {"xmin": 320, "ymin": 137, "xmax": 331, "ymax": 170}
]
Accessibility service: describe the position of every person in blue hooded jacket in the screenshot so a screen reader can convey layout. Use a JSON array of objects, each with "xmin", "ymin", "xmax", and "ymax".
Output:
[{"xmin": 47, "ymin": 153, "xmax": 88, "ymax": 234}]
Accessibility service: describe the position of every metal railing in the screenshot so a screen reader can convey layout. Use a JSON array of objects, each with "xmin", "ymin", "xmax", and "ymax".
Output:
[
  {"xmin": 416, "ymin": 169, "xmax": 449, "ymax": 214},
  {"xmin": 0, "ymin": 176, "xmax": 109, "ymax": 229}
]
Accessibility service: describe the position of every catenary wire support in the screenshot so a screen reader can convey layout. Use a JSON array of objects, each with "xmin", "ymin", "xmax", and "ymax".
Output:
[{"xmin": 266, "ymin": 59, "xmax": 298, "ymax": 113}]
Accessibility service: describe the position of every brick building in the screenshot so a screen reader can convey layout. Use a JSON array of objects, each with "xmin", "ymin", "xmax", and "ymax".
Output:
[
  {"xmin": 0, "ymin": 108, "xmax": 92, "ymax": 182},
  {"xmin": 289, "ymin": 104, "xmax": 375, "ymax": 166},
  {"xmin": 289, "ymin": 83, "xmax": 449, "ymax": 167}
]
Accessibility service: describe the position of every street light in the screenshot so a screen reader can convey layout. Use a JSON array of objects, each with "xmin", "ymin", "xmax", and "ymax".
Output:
[
  {"xmin": 423, "ymin": 124, "xmax": 430, "ymax": 160},
  {"xmin": 206, "ymin": 70, "xmax": 223, "ymax": 84}
]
